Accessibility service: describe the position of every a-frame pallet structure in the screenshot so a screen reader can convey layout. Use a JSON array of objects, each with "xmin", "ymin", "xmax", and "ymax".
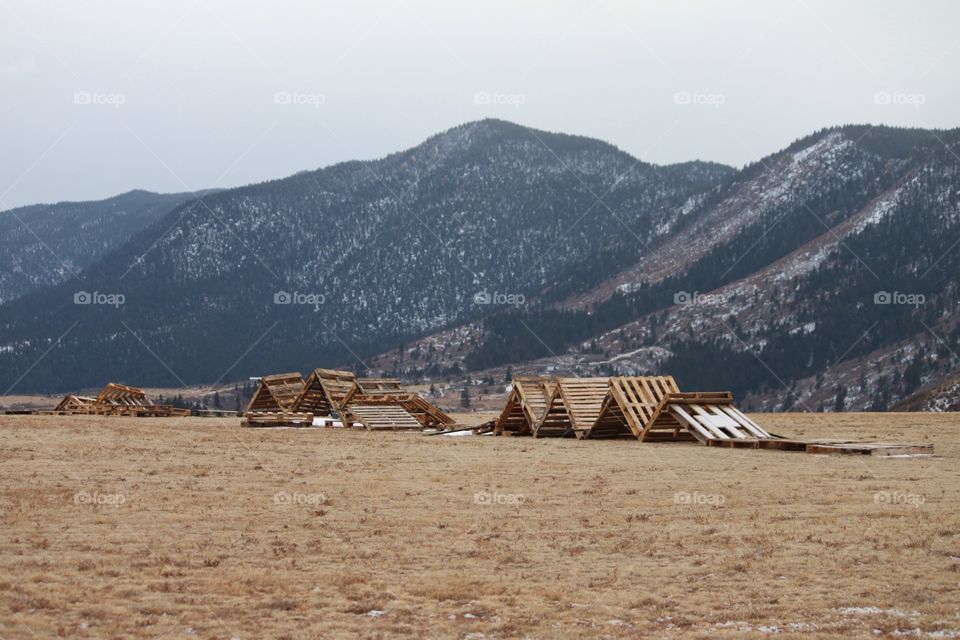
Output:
[
  {"xmin": 292, "ymin": 368, "xmax": 358, "ymax": 417},
  {"xmin": 587, "ymin": 376, "xmax": 684, "ymax": 440},
  {"xmin": 534, "ymin": 377, "xmax": 610, "ymax": 439},
  {"xmin": 245, "ymin": 373, "xmax": 305, "ymax": 413},
  {"xmin": 493, "ymin": 376, "xmax": 555, "ymax": 436},
  {"xmin": 243, "ymin": 372, "xmax": 312, "ymax": 426}
]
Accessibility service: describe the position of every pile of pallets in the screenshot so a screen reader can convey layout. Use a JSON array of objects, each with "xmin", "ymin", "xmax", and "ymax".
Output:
[
  {"xmin": 492, "ymin": 375, "xmax": 933, "ymax": 456},
  {"xmin": 242, "ymin": 368, "xmax": 455, "ymax": 430},
  {"xmin": 43, "ymin": 383, "xmax": 190, "ymax": 417}
]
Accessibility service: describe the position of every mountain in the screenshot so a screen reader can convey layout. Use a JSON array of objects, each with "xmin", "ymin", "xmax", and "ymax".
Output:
[
  {"xmin": 2, "ymin": 120, "xmax": 957, "ymax": 411},
  {"xmin": 0, "ymin": 119, "xmax": 733, "ymax": 392},
  {"xmin": 0, "ymin": 190, "xmax": 202, "ymax": 304},
  {"xmin": 364, "ymin": 125, "xmax": 960, "ymax": 412}
]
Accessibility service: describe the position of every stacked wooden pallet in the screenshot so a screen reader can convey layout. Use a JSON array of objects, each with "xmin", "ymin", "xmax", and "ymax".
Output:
[
  {"xmin": 493, "ymin": 375, "xmax": 932, "ymax": 456},
  {"xmin": 46, "ymin": 383, "xmax": 190, "ymax": 417},
  {"xmin": 243, "ymin": 368, "xmax": 452, "ymax": 431}
]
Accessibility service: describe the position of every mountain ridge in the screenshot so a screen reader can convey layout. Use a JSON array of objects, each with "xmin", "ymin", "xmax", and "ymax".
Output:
[{"xmin": 0, "ymin": 120, "xmax": 957, "ymax": 413}]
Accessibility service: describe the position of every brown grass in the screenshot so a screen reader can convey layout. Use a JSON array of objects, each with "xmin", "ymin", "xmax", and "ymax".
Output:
[{"xmin": 0, "ymin": 412, "xmax": 957, "ymax": 638}]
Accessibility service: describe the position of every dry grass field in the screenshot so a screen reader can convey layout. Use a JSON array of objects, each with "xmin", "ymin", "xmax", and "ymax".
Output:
[{"xmin": 1, "ymin": 413, "xmax": 958, "ymax": 639}]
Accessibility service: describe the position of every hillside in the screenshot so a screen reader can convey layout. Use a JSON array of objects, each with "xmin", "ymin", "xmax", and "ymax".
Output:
[
  {"xmin": 365, "ymin": 126, "xmax": 960, "ymax": 411},
  {"xmin": 0, "ymin": 119, "xmax": 731, "ymax": 392},
  {"xmin": 1, "ymin": 122, "xmax": 956, "ymax": 410},
  {"xmin": 0, "ymin": 190, "xmax": 200, "ymax": 304}
]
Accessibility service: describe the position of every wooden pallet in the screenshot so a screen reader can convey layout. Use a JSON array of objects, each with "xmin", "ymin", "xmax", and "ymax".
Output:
[
  {"xmin": 390, "ymin": 394, "xmax": 455, "ymax": 428},
  {"xmin": 356, "ymin": 378, "xmax": 403, "ymax": 393},
  {"xmin": 346, "ymin": 401, "xmax": 421, "ymax": 430},
  {"xmin": 292, "ymin": 368, "xmax": 357, "ymax": 417},
  {"xmin": 804, "ymin": 441, "xmax": 934, "ymax": 456},
  {"xmin": 663, "ymin": 395, "xmax": 772, "ymax": 444},
  {"xmin": 587, "ymin": 376, "xmax": 682, "ymax": 439},
  {"xmin": 53, "ymin": 395, "xmax": 97, "ymax": 413},
  {"xmin": 46, "ymin": 384, "xmax": 191, "ymax": 417},
  {"xmin": 195, "ymin": 409, "xmax": 241, "ymax": 418},
  {"xmin": 96, "ymin": 382, "xmax": 149, "ymax": 407},
  {"xmin": 342, "ymin": 375, "xmax": 453, "ymax": 428},
  {"xmin": 245, "ymin": 372, "xmax": 304, "ymax": 413},
  {"xmin": 242, "ymin": 411, "xmax": 315, "ymax": 427},
  {"xmin": 535, "ymin": 377, "xmax": 609, "ymax": 438},
  {"xmin": 493, "ymin": 376, "xmax": 555, "ymax": 436},
  {"xmin": 706, "ymin": 438, "xmax": 808, "ymax": 450}
]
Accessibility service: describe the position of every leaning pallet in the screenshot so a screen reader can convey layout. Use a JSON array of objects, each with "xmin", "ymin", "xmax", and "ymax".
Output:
[
  {"xmin": 293, "ymin": 368, "xmax": 358, "ymax": 417},
  {"xmin": 663, "ymin": 393, "xmax": 774, "ymax": 444},
  {"xmin": 385, "ymin": 394, "xmax": 454, "ymax": 428},
  {"xmin": 535, "ymin": 377, "xmax": 609, "ymax": 439},
  {"xmin": 245, "ymin": 372, "xmax": 304, "ymax": 413},
  {"xmin": 338, "ymin": 376, "xmax": 454, "ymax": 428},
  {"xmin": 95, "ymin": 382, "xmax": 151, "ymax": 411},
  {"xmin": 494, "ymin": 376, "xmax": 555, "ymax": 436},
  {"xmin": 587, "ymin": 376, "xmax": 684, "ymax": 439},
  {"xmin": 345, "ymin": 399, "xmax": 422, "ymax": 430},
  {"xmin": 243, "ymin": 372, "xmax": 307, "ymax": 426}
]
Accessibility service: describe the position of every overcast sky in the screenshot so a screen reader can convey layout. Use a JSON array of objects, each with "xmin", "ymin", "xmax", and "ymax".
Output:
[{"xmin": 1, "ymin": 0, "xmax": 958, "ymax": 208}]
